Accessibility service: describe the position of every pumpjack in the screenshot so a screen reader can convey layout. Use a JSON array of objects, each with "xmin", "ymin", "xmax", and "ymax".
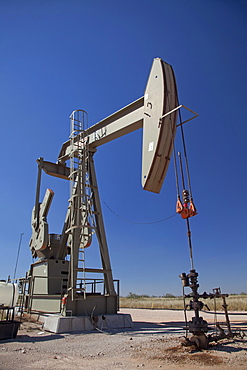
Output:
[{"xmin": 26, "ymin": 58, "xmax": 202, "ymax": 334}]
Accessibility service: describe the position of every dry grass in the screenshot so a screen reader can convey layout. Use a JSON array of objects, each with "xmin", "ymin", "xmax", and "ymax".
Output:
[{"xmin": 120, "ymin": 295, "xmax": 247, "ymax": 311}]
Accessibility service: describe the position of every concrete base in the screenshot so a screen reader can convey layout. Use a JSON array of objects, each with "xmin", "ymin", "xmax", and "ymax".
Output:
[{"xmin": 43, "ymin": 313, "xmax": 133, "ymax": 334}]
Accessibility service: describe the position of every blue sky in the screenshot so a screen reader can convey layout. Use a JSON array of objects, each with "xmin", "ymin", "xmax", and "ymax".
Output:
[{"xmin": 0, "ymin": 0, "xmax": 246, "ymax": 297}]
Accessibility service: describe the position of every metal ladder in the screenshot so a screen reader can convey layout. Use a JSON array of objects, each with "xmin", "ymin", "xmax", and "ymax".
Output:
[{"xmin": 66, "ymin": 110, "xmax": 92, "ymax": 300}]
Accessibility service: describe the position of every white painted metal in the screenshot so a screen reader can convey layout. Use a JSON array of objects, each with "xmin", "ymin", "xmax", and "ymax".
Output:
[
  {"xmin": 58, "ymin": 58, "xmax": 182, "ymax": 194},
  {"xmin": 0, "ymin": 282, "xmax": 19, "ymax": 307},
  {"xmin": 58, "ymin": 97, "xmax": 144, "ymax": 160},
  {"xmin": 161, "ymin": 104, "xmax": 198, "ymax": 126},
  {"xmin": 66, "ymin": 110, "xmax": 92, "ymax": 300},
  {"xmin": 27, "ymin": 58, "xmax": 198, "ymax": 317},
  {"xmin": 29, "ymin": 188, "xmax": 54, "ymax": 257},
  {"xmin": 142, "ymin": 58, "xmax": 178, "ymax": 193}
]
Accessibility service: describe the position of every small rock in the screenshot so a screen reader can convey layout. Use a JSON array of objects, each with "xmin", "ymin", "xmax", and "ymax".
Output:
[
  {"xmin": 22, "ymin": 350, "xmax": 26, "ymax": 354},
  {"xmin": 130, "ymin": 337, "xmax": 133, "ymax": 340},
  {"xmin": 53, "ymin": 356, "xmax": 57, "ymax": 359}
]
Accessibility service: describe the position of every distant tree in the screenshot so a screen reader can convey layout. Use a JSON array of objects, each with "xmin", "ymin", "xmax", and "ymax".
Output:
[
  {"xmin": 163, "ymin": 293, "xmax": 176, "ymax": 298},
  {"xmin": 126, "ymin": 292, "xmax": 140, "ymax": 299}
]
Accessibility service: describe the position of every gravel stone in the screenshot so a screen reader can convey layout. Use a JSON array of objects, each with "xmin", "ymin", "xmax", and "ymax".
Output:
[{"xmin": 0, "ymin": 308, "xmax": 246, "ymax": 369}]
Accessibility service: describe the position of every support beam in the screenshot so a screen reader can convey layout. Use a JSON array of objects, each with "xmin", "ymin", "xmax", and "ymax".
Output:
[
  {"xmin": 37, "ymin": 158, "xmax": 70, "ymax": 180},
  {"xmin": 88, "ymin": 151, "xmax": 116, "ymax": 296},
  {"xmin": 57, "ymin": 58, "xmax": 179, "ymax": 194},
  {"xmin": 58, "ymin": 97, "xmax": 144, "ymax": 162}
]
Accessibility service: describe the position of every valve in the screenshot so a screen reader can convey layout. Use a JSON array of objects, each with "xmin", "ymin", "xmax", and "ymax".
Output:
[
  {"xmin": 179, "ymin": 272, "xmax": 189, "ymax": 287},
  {"xmin": 188, "ymin": 316, "xmax": 208, "ymax": 334}
]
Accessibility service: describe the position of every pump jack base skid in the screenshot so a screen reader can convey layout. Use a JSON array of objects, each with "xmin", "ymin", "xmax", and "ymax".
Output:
[{"xmin": 42, "ymin": 313, "xmax": 133, "ymax": 334}]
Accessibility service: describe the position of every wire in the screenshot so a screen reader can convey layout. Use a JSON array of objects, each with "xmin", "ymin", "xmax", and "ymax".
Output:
[
  {"xmin": 186, "ymin": 218, "xmax": 195, "ymax": 271},
  {"xmin": 179, "ymin": 109, "xmax": 193, "ymax": 199},
  {"xmin": 168, "ymin": 106, "xmax": 180, "ymax": 200},
  {"xmin": 177, "ymin": 110, "xmax": 195, "ymax": 271},
  {"xmin": 103, "ymin": 200, "xmax": 178, "ymax": 225},
  {"xmin": 165, "ymin": 75, "xmax": 180, "ymax": 200},
  {"xmin": 13, "ymin": 233, "xmax": 24, "ymax": 281}
]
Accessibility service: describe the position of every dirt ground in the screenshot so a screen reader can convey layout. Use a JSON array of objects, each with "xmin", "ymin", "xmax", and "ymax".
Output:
[{"xmin": 0, "ymin": 308, "xmax": 247, "ymax": 370}]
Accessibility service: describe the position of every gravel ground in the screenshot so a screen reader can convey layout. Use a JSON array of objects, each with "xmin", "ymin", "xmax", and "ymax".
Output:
[{"xmin": 0, "ymin": 308, "xmax": 247, "ymax": 370}]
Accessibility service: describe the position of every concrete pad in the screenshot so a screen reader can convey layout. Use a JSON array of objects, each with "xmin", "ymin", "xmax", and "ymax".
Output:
[
  {"xmin": 95, "ymin": 313, "xmax": 133, "ymax": 330},
  {"xmin": 43, "ymin": 313, "xmax": 133, "ymax": 333}
]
